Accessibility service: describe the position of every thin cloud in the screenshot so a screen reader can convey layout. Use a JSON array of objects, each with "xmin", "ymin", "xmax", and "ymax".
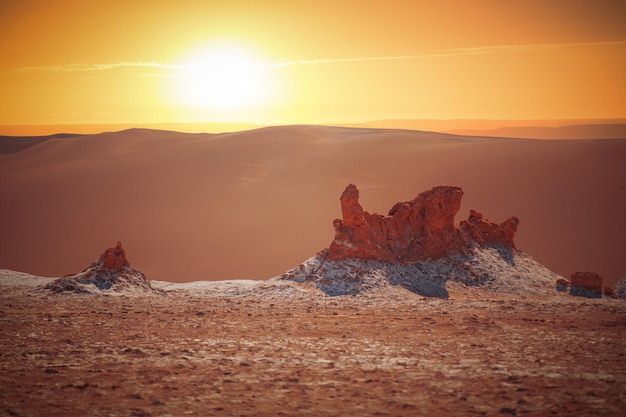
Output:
[
  {"xmin": 448, "ymin": 40, "xmax": 626, "ymax": 55},
  {"xmin": 48, "ymin": 111, "xmax": 112, "ymax": 117},
  {"xmin": 263, "ymin": 40, "xmax": 626, "ymax": 68},
  {"xmin": 12, "ymin": 40, "xmax": 626, "ymax": 73},
  {"xmin": 14, "ymin": 61, "xmax": 186, "ymax": 73}
]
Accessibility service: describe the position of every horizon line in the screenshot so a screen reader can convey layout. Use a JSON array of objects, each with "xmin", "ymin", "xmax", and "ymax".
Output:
[{"xmin": 3, "ymin": 117, "xmax": 626, "ymax": 126}]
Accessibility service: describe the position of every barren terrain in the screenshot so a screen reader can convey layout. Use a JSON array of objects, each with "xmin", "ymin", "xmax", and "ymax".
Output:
[{"xmin": 1, "ymin": 273, "xmax": 625, "ymax": 417}]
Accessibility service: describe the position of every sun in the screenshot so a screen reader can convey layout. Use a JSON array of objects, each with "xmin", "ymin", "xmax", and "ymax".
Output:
[{"xmin": 173, "ymin": 45, "xmax": 268, "ymax": 109}]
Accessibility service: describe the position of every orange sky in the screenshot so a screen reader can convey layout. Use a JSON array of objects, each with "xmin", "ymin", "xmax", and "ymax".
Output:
[{"xmin": 1, "ymin": 0, "xmax": 625, "ymax": 128}]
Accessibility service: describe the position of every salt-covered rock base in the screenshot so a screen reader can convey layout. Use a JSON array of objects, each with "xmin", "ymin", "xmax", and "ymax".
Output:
[{"xmin": 279, "ymin": 245, "xmax": 563, "ymax": 297}]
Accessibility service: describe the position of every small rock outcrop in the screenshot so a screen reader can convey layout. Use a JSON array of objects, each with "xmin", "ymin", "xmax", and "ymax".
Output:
[
  {"xmin": 604, "ymin": 285, "xmax": 618, "ymax": 299},
  {"xmin": 615, "ymin": 276, "xmax": 626, "ymax": 299},
  {"xmin": 42, "ymin": 242, "xmax": 162, "ymax": 295},
  {"xmin": 327, "ymin": 184, "xmax": 518, "ymax": 262},
  {"xmin": 555, "ymin": 278, "xmax": 570, "ymax": 292},
  {"xmin": 569, "ymin": 271, "xmax": 603, "ymax": 298}
]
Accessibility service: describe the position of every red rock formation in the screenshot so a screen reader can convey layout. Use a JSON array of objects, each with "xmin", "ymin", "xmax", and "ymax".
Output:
[
  {"xmin": 556, "ymin": 278, "xmax": 570, "ymax": 286},
  {"xmin": 555, "ymin": 278, "xmax": 570, "ymax": 292},
  {"xmin": 99, "ymin": 241, "xmax": 130, "ymax": 271},
  {"xmin": 604, "ymin": 286, "xmax": 618, "ymax": 299},
  {"xmin": 570, "ymin": 271, "xmax": 603, "ymax": 298},
  {"xmin": 327, "ymin": 184, "xmax": 519, "ymax": 262},
  {"xmin": 459, "ymin": 210, "xmax": 519, "ymax": 248}
]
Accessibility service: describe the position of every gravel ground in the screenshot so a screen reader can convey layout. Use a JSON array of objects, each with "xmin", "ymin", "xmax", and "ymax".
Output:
[{"xmin": 1, "ymin": 274, "xmax": 625, "ymax": 417}]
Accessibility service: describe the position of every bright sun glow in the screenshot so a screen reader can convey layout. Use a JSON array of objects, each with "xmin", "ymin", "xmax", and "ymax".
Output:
[{"xmin": 173, "ymin": 46, "xmax": 267, "ymax": 109}]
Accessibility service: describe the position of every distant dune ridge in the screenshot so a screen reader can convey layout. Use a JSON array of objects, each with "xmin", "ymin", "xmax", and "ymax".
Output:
[
  {"xmin": 0, "ymin": 133, "xmax": 81, "ymax": 154},
  {"xmin": 0, "ymin": 125, "xmax": 624, "ymax": 285},
  {"xmin": 338, "ymin": 119, "xmax": 626, "ymax": 140},
  {"xmin": 446, "ymin": 123, "xmax": 626, "ymax": 140}
]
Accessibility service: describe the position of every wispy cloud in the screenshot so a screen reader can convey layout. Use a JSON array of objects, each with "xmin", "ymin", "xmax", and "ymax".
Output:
[
  {"xmin": 12, "ymin": 40, "xmax": 626, "ymax": 74},
  {"xmin": 14, "ymin": 61, "xmax": 186, "ymax": 73},
  {"xmin": 49, "ymin": 111, "xmax": 112, "ymax": 117},
  {"xmin": 264, "ymin": 40, "xmax": 626, "ymax": 68},
  {"xmin": 447, "ymin": 40, "xmax": 626, "ymax": 55}
]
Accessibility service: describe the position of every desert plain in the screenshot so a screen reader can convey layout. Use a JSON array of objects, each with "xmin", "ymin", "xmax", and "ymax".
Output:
[{"xmin": 1, "ymin": 270, "xmax": 626, "ymax": 417}]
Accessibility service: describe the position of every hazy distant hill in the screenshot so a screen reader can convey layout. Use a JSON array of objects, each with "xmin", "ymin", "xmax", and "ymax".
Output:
[
  {"xmin": 447, "ymin": 124, "xmax": 626, "ymax": 140},
  {"xmin": 0, "ymin": 133, "xmax": 82, "ymax": 154},
  {"xmin": 341, "ymin": 119, "xmax": 626, "ymax": 139}
]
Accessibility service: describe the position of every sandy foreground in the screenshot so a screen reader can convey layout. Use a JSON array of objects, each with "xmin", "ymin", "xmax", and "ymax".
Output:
[{"xmin": 1, "ymin": 272, "xmax": 625, "ymax": 417}]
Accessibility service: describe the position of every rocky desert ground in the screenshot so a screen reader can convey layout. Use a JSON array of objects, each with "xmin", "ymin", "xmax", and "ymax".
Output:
[
  {"xmin": 1, "ymin": 271, "xmax": 625, "ymax": 417},
  {"xmin": 2, "ymin": 182, "xmax": 625, "ymax": 416}
]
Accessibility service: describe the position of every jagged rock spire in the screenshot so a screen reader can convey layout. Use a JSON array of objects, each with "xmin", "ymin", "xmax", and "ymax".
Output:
[{"xmin": 328, "ymin": 184, "xmax": 519, "ymax": 262}]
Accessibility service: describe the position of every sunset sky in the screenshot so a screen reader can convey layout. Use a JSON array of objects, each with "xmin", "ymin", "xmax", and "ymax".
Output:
[{"xmin": 1, "ymin": 0, "xmax": 625, "ymax": 128}]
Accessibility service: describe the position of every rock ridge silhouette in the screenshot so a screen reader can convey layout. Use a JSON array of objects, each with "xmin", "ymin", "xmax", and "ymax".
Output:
[{"xmin": 327, "ymin": 184, "xmax": 519, "ymax": 262}]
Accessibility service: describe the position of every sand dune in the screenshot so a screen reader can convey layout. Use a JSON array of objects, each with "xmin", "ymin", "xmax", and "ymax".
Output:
[
  {"xmin": 0, "ymin": 133, "xmax": 82, "ymax": 154},
  {"xmin": 447, "ymin": 123, "xmax": 626, "ymax": 140},
  {"xmin": 343, "ymin": 119, "xmax": 626, "ymax": 139},
  {"xmin": 1, "ymin": 125, "xmax": 625, "ymax": 285}
]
